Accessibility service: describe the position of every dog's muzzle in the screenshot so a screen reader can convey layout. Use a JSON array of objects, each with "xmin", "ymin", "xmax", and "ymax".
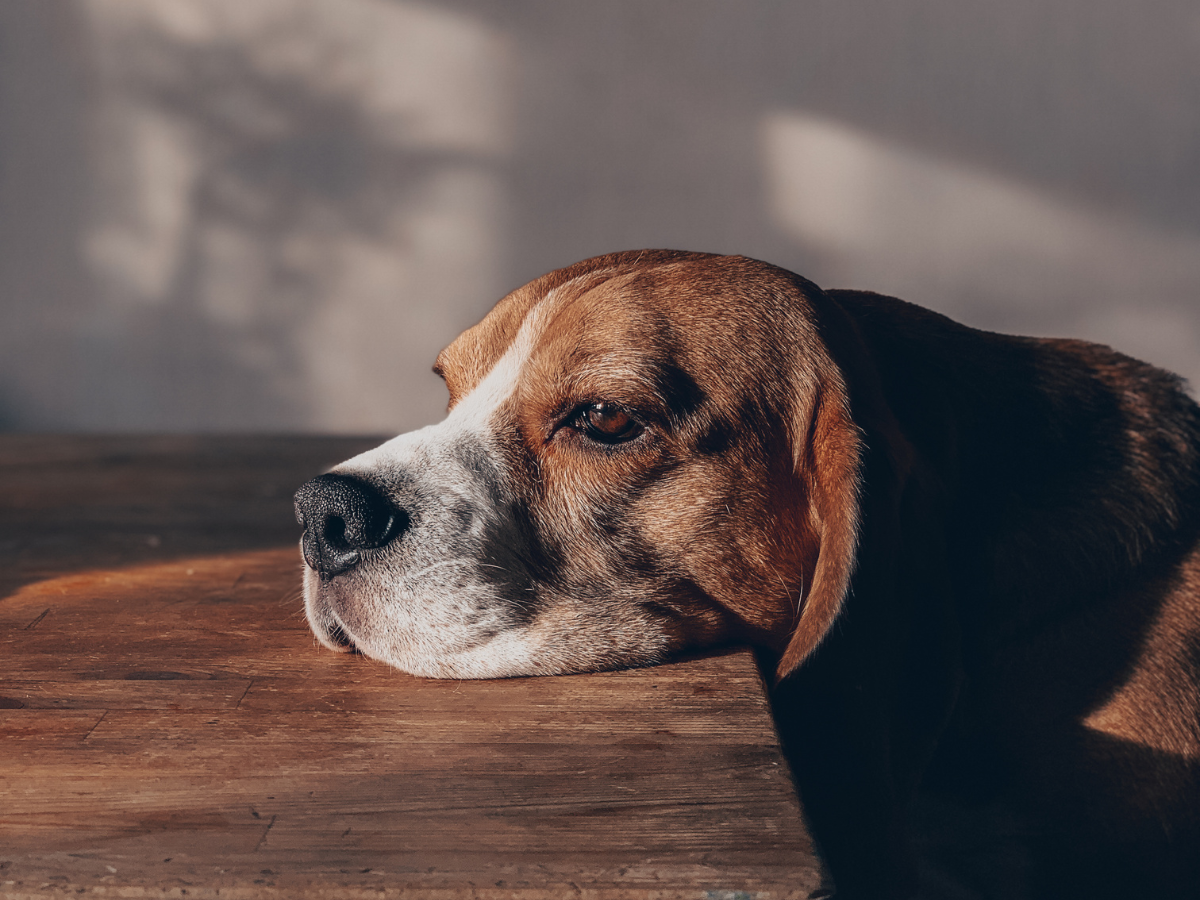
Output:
[{"xmin": 294, "ymin": 474, "xmax": 407, "ymax": 580}]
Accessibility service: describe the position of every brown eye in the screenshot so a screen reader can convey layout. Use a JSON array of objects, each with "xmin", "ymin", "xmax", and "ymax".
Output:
[{"xmin": 576, "ymin": 402, "xmax": 641, "ymax": 444}]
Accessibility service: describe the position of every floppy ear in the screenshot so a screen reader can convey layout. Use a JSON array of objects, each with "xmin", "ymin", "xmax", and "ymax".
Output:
[{"xmin": 776, "ymin": 375, "xmax": 864, "ymax": 681}]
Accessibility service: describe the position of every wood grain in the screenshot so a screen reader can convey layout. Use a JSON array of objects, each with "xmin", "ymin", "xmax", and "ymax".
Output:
[{"xmin": 0, "ymin": 437, "xmax": 823, "ymax": 898}]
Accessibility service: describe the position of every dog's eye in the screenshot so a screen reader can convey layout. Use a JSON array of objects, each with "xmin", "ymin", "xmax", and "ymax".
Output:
[{"xmin": 575, "ymin": 402, "xmax": 642, "ymax": 444}]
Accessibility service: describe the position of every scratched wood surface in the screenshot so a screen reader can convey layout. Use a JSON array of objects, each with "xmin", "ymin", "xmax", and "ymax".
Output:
[{"xmin": 0, "ymin": 436, "xmax": 822, "ymax": 899}]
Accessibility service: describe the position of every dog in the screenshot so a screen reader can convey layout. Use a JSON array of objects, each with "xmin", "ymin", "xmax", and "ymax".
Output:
[{"xmin": 295, "ymin": 250, "xmax": 1200, "ymax": 899}]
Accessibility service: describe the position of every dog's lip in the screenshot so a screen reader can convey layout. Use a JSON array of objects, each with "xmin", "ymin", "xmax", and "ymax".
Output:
[{"xmin": 325, "ymin": 609, "xmax": 358, "ymax": 651}]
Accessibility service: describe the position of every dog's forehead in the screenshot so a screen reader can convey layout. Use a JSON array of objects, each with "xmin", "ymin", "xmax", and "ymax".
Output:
[
  {"xmin": 432, "ymin": 251, "xmax": 833, "ymax": 427},
  {"xmin": 435, "ymin": 253, "xmax": 713, "ymax": 400}
]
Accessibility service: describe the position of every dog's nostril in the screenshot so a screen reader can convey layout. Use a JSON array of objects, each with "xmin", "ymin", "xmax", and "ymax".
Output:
[
  {"xmin": 294, "ymin": 474, "xmax": 406, "ymax": 579},
  {"xmin": 323, "ymin": 516, "xmax": 349, "ymax": 551}
]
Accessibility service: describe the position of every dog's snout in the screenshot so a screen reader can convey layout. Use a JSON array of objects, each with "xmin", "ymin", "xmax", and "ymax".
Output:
[{"xmin": 294, "ymin": 474, "xmax": 406, "ymax": 579}]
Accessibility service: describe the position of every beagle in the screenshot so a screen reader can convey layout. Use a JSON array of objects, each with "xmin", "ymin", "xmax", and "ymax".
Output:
[{"xmin": 295, "ymin": 251, "xmax": 1200, "ymax": 900}]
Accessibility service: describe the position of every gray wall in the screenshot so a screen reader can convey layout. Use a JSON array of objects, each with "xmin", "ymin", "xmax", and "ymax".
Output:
[{"xmin": 3, "ymin": 0, "xmax": 1199, "ymax": 433}]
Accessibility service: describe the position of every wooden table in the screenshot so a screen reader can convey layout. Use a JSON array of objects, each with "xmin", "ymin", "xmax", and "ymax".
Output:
[{"xmin": 0, "ymin": 436, "xmax": 823, "ymax": 899}]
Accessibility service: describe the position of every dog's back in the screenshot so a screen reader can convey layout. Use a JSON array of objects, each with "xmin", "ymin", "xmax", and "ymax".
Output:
[{"xmin": 827, "ymin": 288, "xmax": 1200, "ymax": 898}]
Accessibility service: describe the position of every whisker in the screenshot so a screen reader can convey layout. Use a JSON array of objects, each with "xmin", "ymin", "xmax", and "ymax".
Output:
[{"xmin": 402, "ymin": 558, "xmax": 477, "ymax": 581}]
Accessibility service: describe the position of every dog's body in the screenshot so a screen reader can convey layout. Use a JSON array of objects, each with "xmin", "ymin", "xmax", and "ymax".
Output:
[{"xmin": 295, "ymin": 251, "xmax": 1200, "ymax": 899}]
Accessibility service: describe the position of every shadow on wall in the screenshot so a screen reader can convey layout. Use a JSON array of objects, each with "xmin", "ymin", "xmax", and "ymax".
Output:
[
  {"xmin": 762, "ymin": 113, "xmax": 1200, "ymax": 384},
  {"xmin": 0, "ymin": 0, "xmax": 512, "ymax": 431},
  {"xmin": 1, "ymin": 0, "xmax": 1198, "ymax": 432}
]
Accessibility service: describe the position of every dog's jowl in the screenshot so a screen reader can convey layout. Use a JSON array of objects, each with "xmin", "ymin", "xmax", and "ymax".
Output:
[{"xmin": 295, "ymin": 251, "xmax": 1200, "ymax": 900}]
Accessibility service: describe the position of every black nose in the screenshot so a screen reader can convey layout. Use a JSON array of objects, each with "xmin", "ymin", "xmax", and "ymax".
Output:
[{"xmin": 294, "ymin": 474, "xmax": 406, "ymax": 580}]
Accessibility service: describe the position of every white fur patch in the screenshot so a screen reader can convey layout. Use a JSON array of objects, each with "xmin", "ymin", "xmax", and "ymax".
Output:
[
  {"xmin": 302, "ymin": 293, "xmax": 558, "ymax": 677},
  {"xmin": 338, "ymin": 294, "xmax": 551, "ymax": 476}
]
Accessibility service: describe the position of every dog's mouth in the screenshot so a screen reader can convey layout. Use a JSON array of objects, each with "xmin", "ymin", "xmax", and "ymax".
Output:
[{"xmin": 324, "ymin": 612, "xmax": 361, "ymax": 653}]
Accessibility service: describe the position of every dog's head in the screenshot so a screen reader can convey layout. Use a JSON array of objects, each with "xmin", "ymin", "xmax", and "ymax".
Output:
[{"xmin": 295, "ymin": 251, "xmax": 863, "ymax": 680}]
